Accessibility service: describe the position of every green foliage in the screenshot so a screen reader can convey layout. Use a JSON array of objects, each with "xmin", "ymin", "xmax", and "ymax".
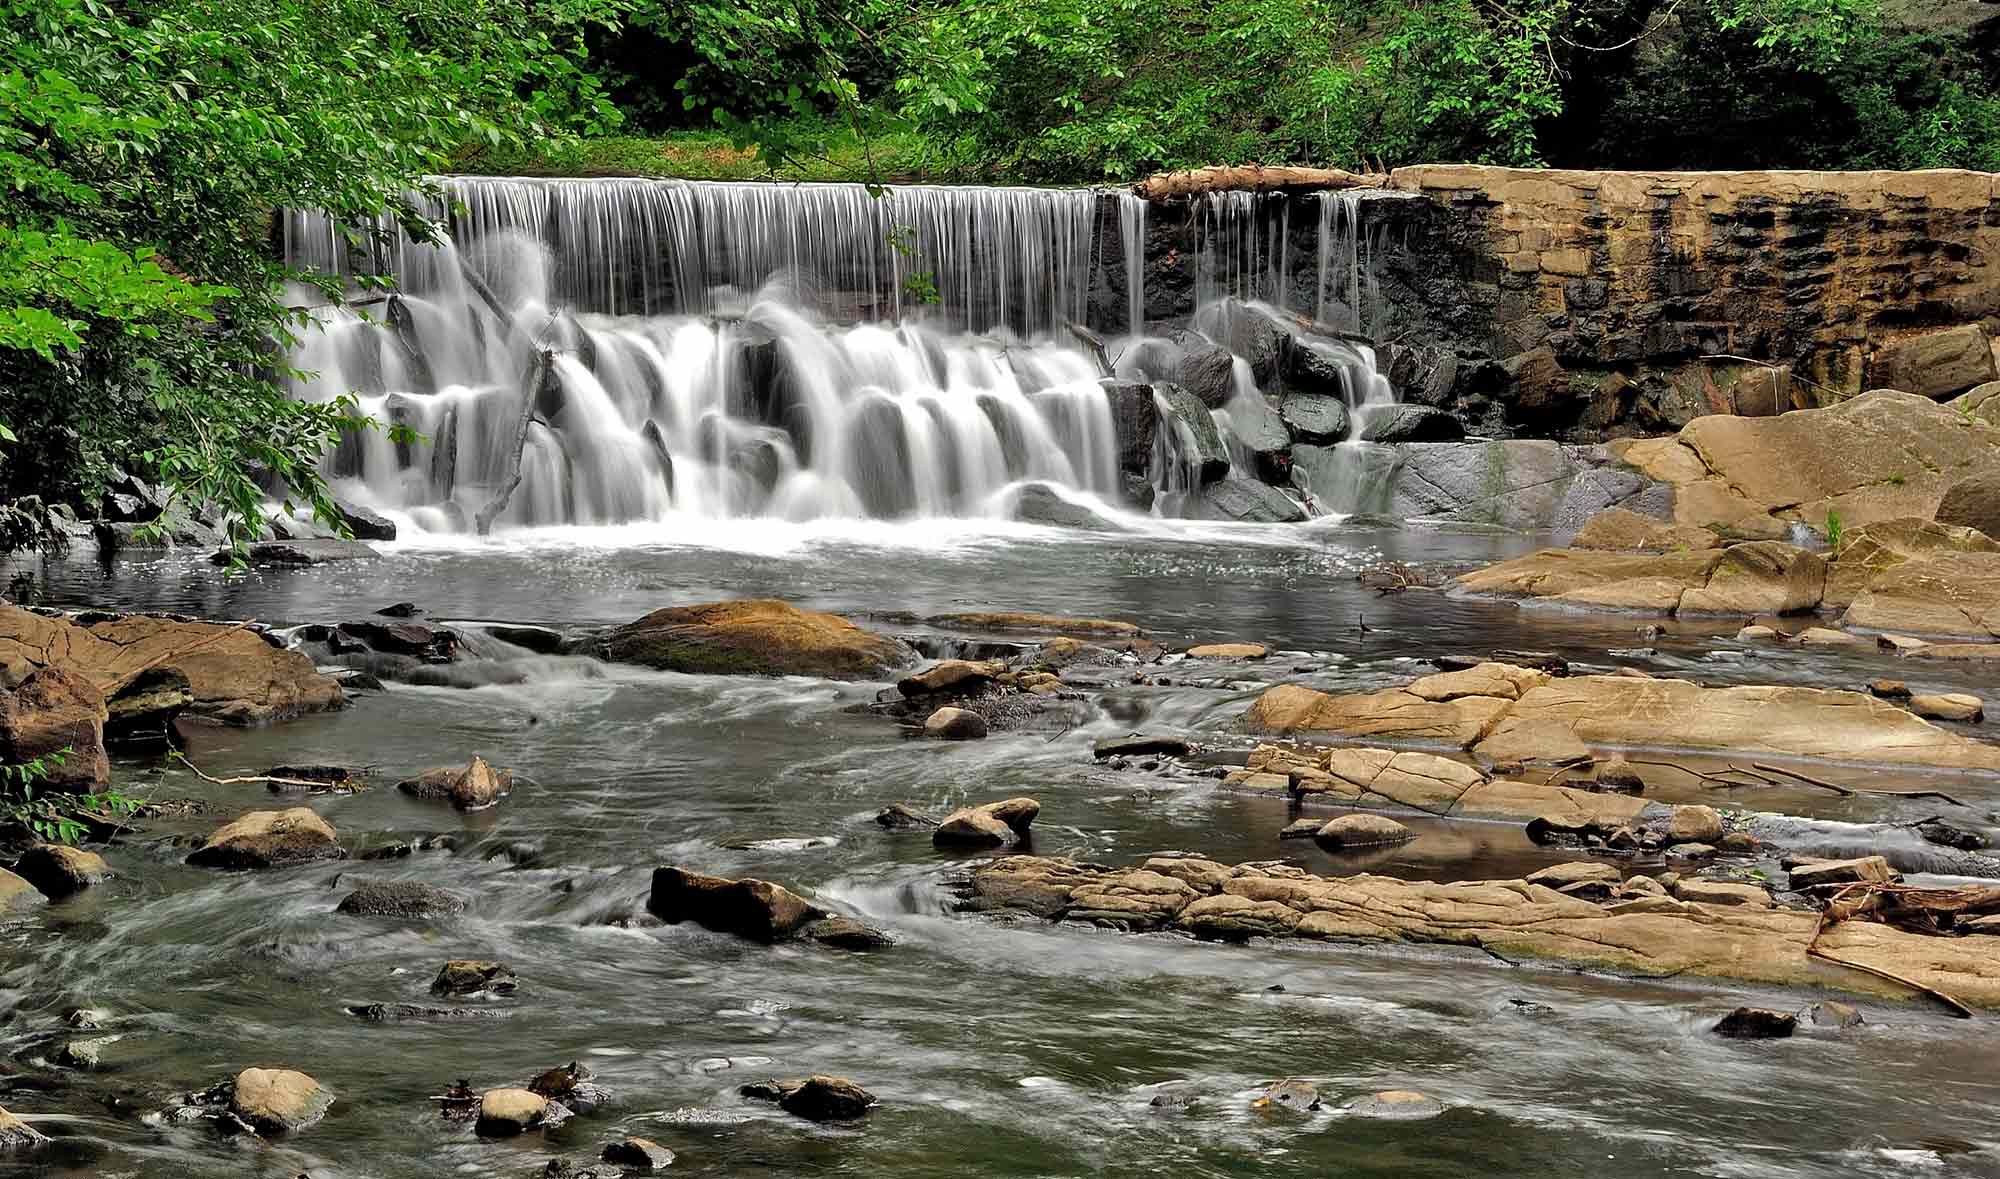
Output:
[
  {"xmin": 0, "ymin": 748, "xmax": 137, "ymax": 845},
  {"xmin": 1824, "ymin": 506, "xmax": 1845, "ymax": 553}
]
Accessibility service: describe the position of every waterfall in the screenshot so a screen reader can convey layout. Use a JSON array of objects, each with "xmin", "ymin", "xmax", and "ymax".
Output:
[{"xmin": 281, "ymin": 177, "xmax": 1404, "ymax": 534}]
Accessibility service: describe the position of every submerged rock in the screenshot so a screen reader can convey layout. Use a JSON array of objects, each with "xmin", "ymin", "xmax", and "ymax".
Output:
[
  {"xmin": 335, "ymin": 880, "xmax": 466, "ymax": 919},
  {"xmin": 1347, "ymin": 1090, "xmax": 1445, "ymax": 1120},
  {"xmin": 741, "ymin": 1075, "xmax": 875, "ymax": 1121},
  {"xmin": 396, "ymin": 756, "xmax": 514, "ymax": 811},
  {"xmin": 1185, "ymin": 642, "xmax": 1268, "ymax": 659},
  {"xmin": 186, "ymin": 808, "xmax": 343, "ymax": 870},
  {"xmin": 1807, "ymin": 1000, "xmax": 1864, "ymax": 1029},
  {"xmin": 229, "ymin": 1067, "xmax": 334, "ymax": 1135},
  {"xmin": 0, "ymin": 1106, "xmax": 48, "ymax": 1150},
  {"xmin": 432, "ymin": 960, "xmax": 518, "ymax": 997},
  {"xmin": 221, "ymin": 539, "xmax": 378, "ymax": 565},
  {"xmin": 933, "ymin": 797, "xmax": 1040, "ymax": 848},
  {"xmin": 875, "ymin": 803, "xmax": 940, "ymax": 831},
  {"xmin": 646, "ymin": 866, "xmax": 825, "ymax": 943},
  {"xmin": 603, "ymin": 1137, "xmax": 675, "ymax": 1171},
  {"xmin": 803, "ymin": 915, "xmax": 896, "ymax": 950},
  {"xmin": 0, "ymin": 869, "xmax": 46, "ymax": 915},
  {"xmin": 1252, "ymin": 1079, "xmax": 1320, "ymax": 1112},
  {"xmin": 1312, "ymin": 813, "xmax": 1414, "ymax": 850},
  {"xmin": 1093, "ymin": 735, "xmax": 1191, "ymax": 759},
  {"xmin": 1713, "ymin": 1008, "xmax": 1796, "ymax": 1040},
  {"xmin": 602, "ymin": 599, "xmax": 912, "ymax": 679}
]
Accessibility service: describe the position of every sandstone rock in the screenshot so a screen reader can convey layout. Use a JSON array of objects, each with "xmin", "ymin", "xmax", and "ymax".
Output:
[
  {"xmin": 1185, "ymin": 642, "xmax": 1268, "ymax": 659},
  {"xmin": 1676, "ymin": 542, "xmax": 1825, "ymax": 615},
  {"xmin": 1671, "ymin": 879, "xmax": 1770, "ymax": 908},
  {"xmin": 1525, "ymin": 862, "xmax": 1623, "ymax": 898},
  {"xmin": 0, "ymin": 665, "xmax": 108, "ymax": 791},
  {"xmin": 396, "ymin": 756, "xmax": 512, "ymax": 811},
  {"xmin": 0, "ymin": 606, "xmax": 343, "ymax": 726},
  {"xmin": 1666, "ymin": 805, "xmax": 1725, "ymax": 845},
  {"xmin": 1279, "ymin": 394, "xmax": 1349, "ymax": 442},
  {"xmin": 1795, "ymin": 626, "xmax": 1867, "ymax": 646},
  {"xmin": 874, "ymin": 803, "xmax": 939, "ymax": 830},
  {"xmin": 923, "ymin": 611, "xmax": 1141, "ymax": 639},
  {"xmin": 1911, "ymin": 693, "xmax": 1984, "ymax": 722},
  {"xmin": 432, "ymin": 960, "xmax": 518, "ymax": 997},
  {"xmin": 1936, "ymin": 470, "xmax": 2000, "ymax": 540},
  {"xmin": 1869, "ymin": 679, "xmax": 1911, "ymax": 699},
  {"xmin": 0, "ymin": 869, "xmax": 44, "ymax": 915},
  {"xmin": 1572, "ymin": 508, "xmax": 1718, "ymax": 553},
  {"xmin": 1279, "ymin": 818, "xmax": 1323, "ymax": 840},
  {"xmin": 921, "ymin": 706, "xmax": 988, "ymax": 740},
  {"xmin": 187, "ymin": 808, "xmax": 342, "ymax": 870},
  {"xmin": 1822, "ymin": 517, "xmax": 2000, "ymax": 608},
  {"xmin": 12, "ymin": 844, "xmax": 110, "ymax": 899},
  {"xmin": 1713, "ymin": 1008, "xmax": 1796, "ymax": 1040},
  {"xmin": 1594, "ymin": 757, "xmax": 1644, "ymax": 793},
  {"xmin": 229, "ymin": 1067, "xmax": 333, "ymax": 1135},
  {"xmin": 475, "ymin": 1087, "xmax": 562, "ymax": 1137},
  {"xmin": 1669, "ymin": 843, "xmax": 1717, "ymax": 860},
  {"xmin": 1717, "ymin": 832, "xmax": 1759, "ymax": 854},
  {"xmin": 1312, "ymin": 813, "xmax": 1414, "ymax": 850},
  {"xmin": 741, "ymin": 1075, "xmax": 875, "ymax": 1121},
  {"xmin": 0, "ymin": 1105, "xmax": 48, "ymax": 1150},
  {"xmin": 603, "ymin": 1138, "xmax": 675, "ymax": 1170},
  {"xmin": 648, "ymin": 866, "xmax": 823, "ymax": 942},
  {"xmin": 897, "ymin": 659, "xmax": 1002, "ymax": 698},
  {"xmin": 1736, "ymin": 625, "xmax": 1778, "ymax": 641},
  {"xmin": 934, "ymin": 797, "xmax": 1039, "ymax": 848},
  {"xmin": 1788, "ymin": 856, "xmax": 1898, "ymax": 889},
  {"xmin": 1868, "ymin": 324, "xmax": 1996, "ymax": 400},
  {"xmin": 1347, "ymin": 1090, "xmax": 1445, "ymax": 1120},
  {"xmin": 1840, "ymin": 550, "xmax": 2000, "ymax": 638},
  {"xmin": 1455, "ymin": 548, "xmax": 1723, "ymax": 613},
  {"xmin": 602, "ymin": 600, "xmax": 911, "ymax": 679},
  {"xmin": 335, "ymin": 880, "xmax": 465, "ymax": 918}
]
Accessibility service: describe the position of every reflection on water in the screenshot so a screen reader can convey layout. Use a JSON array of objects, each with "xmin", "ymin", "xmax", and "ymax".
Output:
[{"xmin": 3, "ymin": 525, "xmax": 1999, "ymax": 1176}]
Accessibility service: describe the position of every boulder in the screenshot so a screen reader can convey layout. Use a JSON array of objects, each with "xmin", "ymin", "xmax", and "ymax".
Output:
[
  {"xmin": 395, "ymin": 756, "xmax": 513, "ymax": 810},
  {"xmin": 1672, "ymin": 879, "xmax": 1771, "ymax": 908},
  {"xmin": 331, "ymin": 499, "xmax": 396, "ymax": 541},
  {"xmin": 802, "ymin": 915, "xmax": 896, "ymax": 950},
  {"xmin": 432, "ymin": 960, "xmax": 518, "ymax": 997},
  {"xmin": 1823, "ymin": 517, "xmax": 2000, "ymax": 607},
  {"xmin": 1840, "ymin": 551, "xmax": 2000, "ymax": 638},
  {"xmin": 1674, "ymin": 542, "xmax": 1825, "ymax": 616},
  {"xmin": 1911, "ymin": 693, "xmax": 1985, "ymax": 722},
  {"xmin": 229, "ymin": 1067, "xmax": 333, "ymax": 1135},
  {"xmin": 1525, "ymin": 862, "xmax": 1623, "ymax": 898},
  {"xmin": 1012, "ymin": 483, "xmax": 1119, "ymax": 530},
  {"xmin": 1357, "ymin": 404, "xmax": 1464, "ymax": 443},
  {"xmin": 1221, "ymin": 395, "xmax": 1292, "ymax": 467},
  {"xmin": 1175, "ymin": 342, "xmax": 1238, "ymax": 408},
  {"xmin": 921, "ymin": 706, "xmax": 988, "ymax": 740},
  {"xmin": 1154, "ymin": 383, "xmax": 1231, "ymax": 484},
  {"xmin": 1867, "ymin": 324, "xmax": 1996, "ymax": 400},
  {"xmin": 603, "ymin": 1138, "xmax": 676, "ymax": 1171},
  {"xmin": 741, "ymin": 1075, "xmax": 875, "ymax": 1122},
  {"xmin": 897, "ymin": 660, "xmax": 1002, "ymax": 698},
  {"xmin": 335, "ymin": 880, "xmax": 464, "ymax": 918},
  {"xmin": 12, "ymin": 844, "xmax": 110, "ymax": 899},
  {"xmin": 186, "ymin": 809, "xmax": 342, "ymax": 870},
  {"xmin": 475, "ymin": 1088, "xmax": 563, "ymax": 1137},
  {"xmin": 1347, "ymin": 1090, "xmax": 1446, "ymax": 1120},
  {"xmin": 1185, "ymin": 643, "xmax": 1268, "ymax": 659},
  {"xmin": 1312, "ymin": 813, "xmax": 1414, "ymax": 850},
  {"xmin": 1593, "ymin": 757, "xmax": 1645, "ymax": 792},
  {"xmin": 1571, "ymin": 508, "xmax": 1718, "ymax": 553},
  {"xmin": 1279, "ymin": 394, "xmax": 1350, "ymax": 443},
  {"xmin": 1101, "ymin": 380, "xmax": 1159, "ymax": 478},
  {"xmin": 1869, "ymin": 679, "xmax": 1911, "ymax": 700},
  {"xmin": 1455, "ymin": 548, "xmax": 1725, "ymax": 613},
  {"xmin": 1935, "ymin": 470, "xmax": 2000, "ymax": 545},
  {"xmin": 1199, "ymin": 477, "xmax": 1306, "ymax": 523},
  {"xmin": 221, "ymin": 539, "xmax": 378, "ymax": 565},
  {"xmin": 1253, "ymin": 1079, "xmax": 1321, "ymax": 1112},
  {"xmin": 0, "ymin": 606, "xmax": 343, "ymax": 726},
  {"xmin": 0, "ymin": 1104, "xmax": 49, "ymax": 1150},
  {"xmin": 1666, "ymin": 805, "xmax": 1725, "ymax": 845},
  {"xmin": 1713, "ymin": 1008, "xmax": 1796, "ymax": 1039},
  {"xmin": 1379, "ymin": 440, "xmax": 1579, "ymax": 529},
  {"xmin": 1191, "ymin": 298, "xmax": 1283, "ymax": 384},
  {"xmin": 0, "ymin": 868, "xmax": 46, "ymax": 915},
  {"xmin": 646, "ymin": 866, "xmax": 824, "ymax": 942},
  {"xmin": 933, "ymin": 797, "xmax": 1040, "ymax": 848},
  {"xmin": 0, "ymin": 665, "xmax": 108, "ymax": 791},
  {"xmin": 602, "ymin": 600, "xmax": 912, "ymax": 679}
]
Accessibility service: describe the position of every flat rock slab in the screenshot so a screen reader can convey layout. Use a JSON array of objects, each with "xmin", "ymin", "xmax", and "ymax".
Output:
[
  {"xmin": 1246, "ymin": 662, "xmax": 2000, "ymax": 772},
  {"xmin": 964, "ymin": 853, "xmax": 2000, "ymax": 1007}
]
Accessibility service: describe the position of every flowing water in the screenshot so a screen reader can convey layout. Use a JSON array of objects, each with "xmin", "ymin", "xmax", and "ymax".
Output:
[{"xmin": 4, "ymin": 180, "xmax": 2000, "ymax": 1177}]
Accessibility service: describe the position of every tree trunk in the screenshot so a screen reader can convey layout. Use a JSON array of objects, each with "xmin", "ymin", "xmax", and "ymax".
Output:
[
  {"xmin": 1133, "ymin": 165, "xmax": 1388, "ymax": 201},
  {"xmin": 474, "ymin": 348, "xmax": 557, "ymax": 535}
]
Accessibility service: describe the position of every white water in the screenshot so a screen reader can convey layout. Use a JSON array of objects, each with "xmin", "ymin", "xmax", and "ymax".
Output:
[{"xmin": 281, "ymin": 178, "xmax": 1401, "ymax": 534}]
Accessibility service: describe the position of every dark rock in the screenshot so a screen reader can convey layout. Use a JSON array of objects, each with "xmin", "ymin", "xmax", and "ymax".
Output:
[
  {"xmin": 1357, "ymin": 404, "xmax": 1465, "ymax": 442},
  {"xmin": 1092, "ymin": 735, "xmax": 1191, "ymax": 759},
  {"xmin": 217, "ymin": 539, "xmax": 378, "ymax": 565},
  {"xmin": 741, "ymin": 1075, "xmax": 875, "ymax": 1122},
  {"xmin": 646, "ymin": 866, "xmax": 825, "ymax": 942},
  {"xmin": 376, "ymin": 602, "xmax": 422, "ymax": 618},
  {"xmin": 1917, "ymin": 819, "xmax": 1988, "ymax": 851},
  {"xmin": 1175, "ymin": 342, "xmax": 1238, "ymax": 408},
  {"xmin": 1192, "ymin": 298, "xmax": 1284, "ymax": 385},
  {"xmin": 432, "ymin": 960, "xmax": 518, "ymax": 997},
  {"xmin": 1154, "ymin": 383, "xmax": 1230, "ymax": 484},
  {"xmin": 1101, "ymin": 380, "xmax": 1159, "ymax": 478},
  {"xmin": 334, "ymin": 880, "xmax": 466, "ymax": 918},
  {"xmin": 875, "ymin": 803, "xmax": 940, "ymax": 830},
  {"xmin": 12, "ymin": 844, "xmax": 111, "ymax": 899},
  {"xmin": 104, "ymin": 667, "xmax": 191, "ymax": 751},
  {"xmin": 603, "ymin": 1138, "xmax": 675, "ymax": 1171},
  {"xmin": 530, "ymin": 1061, "xmax": 609, "ymax": 1115},
  {"xmin": 344, "ymin": 1003, "xmax": 509, "ymax": 1022},
  {"xmin": 1199, "ymin": 477, "xmax": 1306, "ymax": 523},
  {"xmin": 486, "ymin": 624, "xmax": 566, "ymax": 655},
  {"xmin": 1714, "ymin": 1007, "xmax": 1796, "ymax": 1039},
  {"xmin": 1012, "ymin": 484, "xmax": 1117, "ymax": 530},
  {"xmin": 804, "ymin": 916, "xmax": 896, "ymax": 950},
  {"xmin": 1278, "ymin": 394, "xmax": 1350, "ymax": 443},
  {"xmin": 332, "ymin": 500, "xmax": 396, "ymax": 541},
  {"xmin": 340, "ymin": 620, "xmax": 456, "ymax": 661}
]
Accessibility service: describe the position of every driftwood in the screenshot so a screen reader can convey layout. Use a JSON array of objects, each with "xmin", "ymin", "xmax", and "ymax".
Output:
[
  {"xmin": 173, "ymin": 752, "xmax": 368, "ymax": 795},
  {"xmin": 1751, "ymin": 761, "xmax": 1968, "ymax": 808},
  {"xmin": 475, "ymin": 348, "xmax": 557, "ymax": 535},
  {"xmin": 1803, "ymin": 880, "xmax": 2000, "ymax": 1018},
  {"xmin": 1133, "ymin": 165, "xmax": 1389, "ymax": 201},
  {"xmin": 1065, "ymin": 321, "xmax": 1113, "ymax": 377}
]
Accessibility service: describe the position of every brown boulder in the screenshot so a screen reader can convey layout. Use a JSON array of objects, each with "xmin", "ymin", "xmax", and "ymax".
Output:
[
  {"xmin": 1840, "ymin": 551, "xmax": 2000, "ymax": 638},
  {"xmin": 1788, "ymin": 856, "xmax": 1898, "ymax": 889},
  {"xmin": 1676, "ymin": 542, "xmax": 1825, "ymax": 615},
  {"xmin": 896, "ymin": 659, "xmax": 1002, "ymax": 698},
  {"xmin": 1312, "ymin": 813, "xmax": 1415, "ymax": 850},
  {"xmin": 1935, "ymin": 470, "xmax": 2000, "ymax": 545},
  {"xmin": 741, "ymin": 1074, "xmax": 875, "ymax": 1121},
  {"xmin": 1911, "ymin": 693, "xmax": 1984, "ymax": 723},
  {"xmin": 475, "ymin": 1087, "xmax": 562, "ymax": 1137},
  {"xmin": 1868, "ymin": 324, "xmax": 1997, "ymax": 400},
  {"xmin": 603, "ymin": 1138, "xmax": 675, "ymax": 1170},
  {"xmin": 1454, "ymin": 548, "xmax": 1722, "ymax": 613},
  {"xmin": 0, "ymin": 665, "xmax": 108, "ymax": 791},
  {"xmin": 186, "ymin": 808, "xmax": 342, "ymax": 870},
  {"xmin": 1672, "ymin": 879, "xmax": 1771, "ymax": 908},
  {"xmin": 12, "ymin": 844, "xmax": 110, "ymax": 899},
  {"xmin": 921, "ymin": 706, "xmax": 988, "ymax": 740},
  {"xmin": 1714, "ymin": 1007, "xmax": 1796, "ymax": 1039},
  {"xmin": 395, "ymin": 756, "xmax": 512, "ymax": 810},
  {"xmin": 1822, "ymin": 517, "xmax": 2000, "ymax": 608},
  {"xmin": 1570, "ymin": 508, "xmax": 1719, "ymax": 553},
  {"xmin": 1666, "ymin": 805, "xmax": 1725, "ymax": 845},
  {"xmin": 0, "ymin": 868, "xmax": 46, "ymax": 915},
  {"xmin": 1186, "ymin": 642, "xmax": 1269, "ymax": 659},
  {"xmin": 0, "ymin": 606, "xmax": 342, "ymax": 726},
  {"xmin": 602, "ymin": 599, "xmax": 911, "ymax": 679},
  {"xmin": 934, "ymin": 797, "xmax": 1040, "ymax": 848},
  {"xmin": 646, "ymin": 865, "xmax": 823, "ymax": 942},
  {"xmin": 229, "ymin": 1067, "xmax": 333, "ymax": 1135}
]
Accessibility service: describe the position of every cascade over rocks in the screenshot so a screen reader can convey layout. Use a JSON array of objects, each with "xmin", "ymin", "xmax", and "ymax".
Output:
[
  {"xmin": 602, "ymin": 600, "xmax": 913, "ymax": 679},
  {"xmin": 1153, "ymin": 383, "xmax": 1231, "ymax": 484}
]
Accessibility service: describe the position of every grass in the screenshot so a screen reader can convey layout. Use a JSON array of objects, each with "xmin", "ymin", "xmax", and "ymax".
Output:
[{"xmin": 459, "ymin": 124, "xmax": 971, "ymax": 184}]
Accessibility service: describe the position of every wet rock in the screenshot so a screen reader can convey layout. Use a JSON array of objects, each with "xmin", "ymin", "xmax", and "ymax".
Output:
[
  {"xmin": 1917, "ymin": 819, "xmax": 1987, "ymax": 851},
  {"xmin": 339, "ymin": 619, "xmax": 456, "ymax": 661},
  {"xmin": 345, "ymin": 1003, "xmax": 510, "ymax": 1023},
  {"xmin": 54, "ymin": 1034, "xmax": 117, "ymax": 1069},
  {"xmin": 376, "ymin": 602, "xmax": 422, "ymax": 618},
  {"xmin": 1713, "ymin": 1008, "xmax": 1797, "ymax": 1039},
  {"xmin": 1787, "ymin": 856, "xmax": 1898, "ymax": 889},
  {"xmin": 229, "ymin": 1067, "xmax": 333, "ymax": 1135},
  {"xmin": 897, "ymin": 659, "xmax": 1002, "ymax": 699},
  {"xmin": 1666, "ymin": 805, "xmax": 1724, "ymax": 845},
  {"xmin": 1102, "ymin": 380, "xmax": 1160, "ymax": 478},
  {"xmin": 1176, "ymin": 342, "xmax": 1237, "ymax": 408},
  {"xmin": 1012, "ymin": 483, "xmax": 1119, "ymax": 531},
  {"xmin": 603, "ymin": 1138, "xmax": 675, "ymax": 1171},
  {"xmin": 803, "ymin": 915, "xmax": 895, "ymax": 950},
  {"xmin": 0, "ymin": 869, "xmax": 45, "ymax": 914},
  {"xmin": 486, "ymin": 624, "xmax": 566, "ymax": 655},
  {"xmin": 1279, "ymin": 818, "xmax": 1323, "ymax": 840},
  {"xmin": 602, "ymin": 600, "xmax": 912, "ymax": 679},
  {"xmin": 476, "ymin": 1087, "xmax": 565, "ymax": 1137},
  {"xmin": 1313, "ymin": 813, "xmax": 1414, "ymax": 850},
  {"xmin": 1357, "ymin": 404, "xmax": 1464, "ymax": 443},
  {"xmin": 933, "ymin": 797, "xmax": 1040, "ymax": 848},
  {"xmin": 1506, "ymin": 998, "xmax": 1557, "ymax": 1017},
  {"xmin": 1717, "ymin": 831, "xmax": 1759, "ymax": 854},
  {"xmin": 1094, "ymin": 735, "xmax": 1191, "ymax": 759},
  {"xmin": 921, "ymin": 706, "xmax": 988, "ymax": 741},
  {"xmin": 0, "ymin": 664, "xmax": 109, "ymax": 791},
  {"xmin": 1671, "ymin": 879, "xmax": 1771, "ymax": 908},
  {"xmin": 104, "ymin": 666, "xmax": 192, "ymax": 751},
  {"xmin": 222, "ymin": 539, "xmax": 378, "ymax": 565},
  {"xmin": 1192, "ymin": 299, "xmax": 1284, "ymax": 384},
  {"xmin": 1278, "ymin": 394, "xmax": 1349, "ymax": 443},
  {"xmin": 1592, "ymin": 757, "xmax": 1644, "ymax": 793},
  {"xmin": 335, "ymin": 880, "xmax": 466, "ymax": 919},
  {"xmin": 1185, "ymin": 642, "xmax": 1268, "ymax": 659},
  {"xmin": 1252, "ymin": 1079, "xmax": 1320, "ymax": 1112},
  {"xmin": 741, "ymin": 1075, "xmax": 875, "ymax": 1121},
  {"xmin": 926, "ymin": 611, "xmax": 1142, "ymax": 640},
  {"xmin": 396, "ymin": 756, "xmax": 514, "ymax": 811},
  {"xmin": 1737, "ymin": 624, "xmax": 1778, "ymax": 641},
  {"xmin": 0, "ymin": 1105, "xmax": 48, "ymax": 1150},
  {"xmin": 1911, "ymin": 693, "xmax": 1984, "ymax": 723},
  {"xmin": 331, "ymin": 499, "xmax": 396, "ymax": 541},
  {"xmin": 646, "ymin": 866, "xmax": 824, "ymax": 943},
  {"xmin": 186, "ymin": 808, "xmax": 342, "ymax": 870},
  {"xmin": 12, "ymin": 844, "xmax": 111, "ymax": 899},
  {"xmin": 1807, "ymin": 1000, "xmax": 1864, "ymax": 1029},
  {"xmin": 1868, "ymin": 679, "xmax": 1911, "ymax": 700},
  {"xmin": 874, "ymin": 803, "xmax": 939, "ymax": 831},
  {"xmin": 432, "ymin": 960, "xmax": 518, "ymax": 997},
  {"xmin": 531, "ymin": 1061, "xmax": 609, "ymax": 1115},
  {"xmin": 1154, "ymin": 382, "xmax": 1232, "ymax": 484},
  {"xmin": 1347, "ymin": 1090, "xmax": 1446, "ymax": 1120},
  {"xmin": 1668, "ymin": 842, "xmax": 1717, "ymax": 860},
  {"xmin": 1199, "ymin": 478, "xmax": 1306, "ymax": 523}
]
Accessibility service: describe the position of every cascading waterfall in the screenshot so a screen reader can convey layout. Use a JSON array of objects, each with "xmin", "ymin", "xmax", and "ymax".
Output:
[{"xmin": 281, "ymin": 177, "xmax": 1405, "ymax": 534}]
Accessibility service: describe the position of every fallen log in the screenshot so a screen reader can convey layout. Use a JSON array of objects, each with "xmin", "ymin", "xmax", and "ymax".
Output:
[
  {"xmin": 474, "ymin": 348, "xmax": 557, "ymax": 535},
  {"xmin": 1133, "ymin": 165, "xmax": 1389, "ymax": 201}
]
